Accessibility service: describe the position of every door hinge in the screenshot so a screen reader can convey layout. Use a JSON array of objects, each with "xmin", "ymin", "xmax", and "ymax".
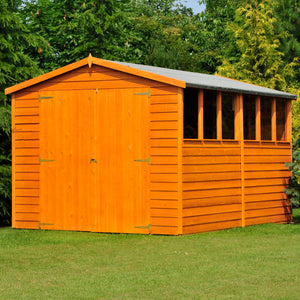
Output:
[
  {"xmin": 135, "ymin": 223, "xmax": 151, "ymax": 231},
  {"xmin": 39, "ymin": 157, "xmax": 54, "ymax": 164},
  {"xmin": 134, "ymin": 89, "xmax": 151, "ymax": 97},
  {"xmin": 39, "ymin": 95, "xmax": 54, "ymax": 102},
  {"xmin": 39, "ymin": 221, "xmax": 55, "ymax": 229},
  {"xmin": 134, "ymin": 157, "xmax": 151, "ymax": 164}
]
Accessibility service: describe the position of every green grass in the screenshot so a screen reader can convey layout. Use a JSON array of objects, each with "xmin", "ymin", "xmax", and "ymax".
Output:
[{"xmin": 0, "ymin": 210, "xmax": 300, "ymax": 299}]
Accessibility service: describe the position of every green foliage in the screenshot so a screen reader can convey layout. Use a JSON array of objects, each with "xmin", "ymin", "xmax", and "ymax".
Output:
[
  {"xmin": 20, "ymin": 0, "xmax": 137, "ymax": 70},
  {"xmin": 218, "ymin": 0, "xmax": 299, "ymax": 92},
  {"xmin": 0, "ymin": 104, "xmax": 11, "ymax": 225},
  {"xmin": 131, "ymin": 0, "xmax": 209, "ymax": 71},
  {"xmin": 0, "ymin": 0, "xmax": 44, "ymax": 226},
  {"xmin": 273, "ymin": 0, "xmax": 300, "ymax": 205},
  {"xmin": 198, "ymin": 0, "xmax": 243, "ymax": 73},
  {"xmin": 274, "ymin": 0, "xmax": 300, "ymax": 80},
  {"xmin": 217, "ymin": 0, "xmax": 300, "ymax": 206},
  {"xmin": 285, "ymin": 126, "xmax": 300, "ymax": 207}
]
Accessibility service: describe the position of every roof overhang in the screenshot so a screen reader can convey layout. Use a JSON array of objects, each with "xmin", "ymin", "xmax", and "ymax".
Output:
[
  {"xmin": 5, "ymin": 54, "xmax": 297, "ymax": 100},
  {"xmin": 5, "ymin": 54, "xmax": 186, "ymax": 95}
]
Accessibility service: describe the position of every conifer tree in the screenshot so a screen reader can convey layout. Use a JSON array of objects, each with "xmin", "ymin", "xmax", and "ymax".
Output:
[
  {"xmin": 218, "ymin": 0, "xmax": 298, "ymax": 92},
  {"xmin": 218, "ymin": 0, "xmax": 300, "ymax": 206},
  {"xmin": 20, "ymin": 0, "xmax": 134, "ymax": 70},
  {"xmin": 198, "ymin": 0, "xmax": 242, "ymax": 73},
  {"xmin": 0, "ymin": 0, "xmax": 44, "ymax": 225},
  {"xmin": 275, "ymin": 0, "xmax": 300, "ymax": 70}
]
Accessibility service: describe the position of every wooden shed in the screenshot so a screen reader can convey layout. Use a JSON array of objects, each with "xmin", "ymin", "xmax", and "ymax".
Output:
[{"xmin": 5, "ymin": 55, "xmax": 297, "ymax": 235}]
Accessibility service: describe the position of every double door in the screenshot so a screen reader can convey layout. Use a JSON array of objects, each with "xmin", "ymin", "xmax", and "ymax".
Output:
[{"xmin": 39, "ymin": 88, "xmax": 150, "ymax": 233}]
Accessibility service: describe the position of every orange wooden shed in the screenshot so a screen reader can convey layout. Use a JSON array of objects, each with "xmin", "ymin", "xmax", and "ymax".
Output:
[{"xmin": 5, "ymin": 55, "xmax": 297, "ymax": 235}]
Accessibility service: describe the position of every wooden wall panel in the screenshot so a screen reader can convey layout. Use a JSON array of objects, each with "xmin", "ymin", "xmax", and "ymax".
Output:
[
  {"xmin": 12, "ymin": 65, "xmax": 181, "ymax": 235},
  {"xmin": 11, "ymin": 94, "xmax": 16, "ymax": 228},
  {"xmin": 183, "ymin": 220, "xmax": 242, "ymax": 234},
  {"xmin": 182, "ymin": 142, "xmax": 242, "ymax": 233},
  {"xmin": 244, "ymin": 142, "xmax": 292, "ymax": 224},
  {"xmin": 11, "ymin": 62, "xmax": 293, "ymax": 235},
  {"xmin": 181, "ymin": 140, "xmax": 292, "ymax": 233},
  {"xmin": 149, "ymin": 86, "xmax": 180, "ymax": 235},
  {"xmin": 183, "ymin": 195, "xmax": 241, "ymax": 208},
  {"xmin": 12, "ymin": 91, "xmax": 40, "ymax": 229},
  {"xmin": 14, "ymin": 221, "xmax": 40, "ymax": 229}
]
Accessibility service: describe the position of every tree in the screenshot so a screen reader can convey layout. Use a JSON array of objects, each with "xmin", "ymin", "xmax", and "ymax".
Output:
[
  {"xmin": 0, "ymin": 0, "xmax": 45, "ymax": 225},
  {"xmin": 273, "ymin": 0, "xmax": 300, "ymax": 137},
  {"xmin": 218, "ymin": 0, "xmax": 298, "ymax": 92},
  {"xmin": 20, "ymin": 0, "xmax": 136, "ymax": 71},
  {"xmin": 274, "ymin": 0, "xmax": 300, "ymax": 80},
  {"xmin": 129, "ymin": 0, "xmax": 211, "ymax": 72},
  {"xmin": 196, "ymin": 0, "xmax": 242, "ymax": 73},
  {"xmin": 217, "ymin": 0, "xmax": 300, "ymax": 207},
  {"xmin": 285, "ymin": 130, "xmax": 300, "ymax": 208}
]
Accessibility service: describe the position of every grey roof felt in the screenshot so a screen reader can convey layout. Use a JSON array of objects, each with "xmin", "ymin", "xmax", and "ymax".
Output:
[{"xmin": 111, "ymin": 60, "xmax": 297, "ymax": 100}]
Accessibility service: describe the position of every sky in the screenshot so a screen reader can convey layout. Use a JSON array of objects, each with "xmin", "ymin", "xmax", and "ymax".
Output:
[{"xmin": 182, "ymin": 0, "xmax": 206, "ymax": 14}]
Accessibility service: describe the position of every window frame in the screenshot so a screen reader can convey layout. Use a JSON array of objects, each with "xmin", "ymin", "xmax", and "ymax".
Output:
[{"xmin": 183, "ymin": 88, "xmax": 292, "ymax": 143}]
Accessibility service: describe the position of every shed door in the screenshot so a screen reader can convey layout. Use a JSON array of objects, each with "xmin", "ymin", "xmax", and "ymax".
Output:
[
  {"xmin": 95, "ymin": 89, "xmax": 150, "ymax": 233},
  {"xmin": 40, "ymin": 89, "xmax": 150, "ymax": 233},
  {"xmin": 40, "ymin": 90, "xmax": 98, "ymax": 231}
]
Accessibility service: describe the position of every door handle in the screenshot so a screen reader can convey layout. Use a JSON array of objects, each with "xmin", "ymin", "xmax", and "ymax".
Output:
[{"xmin": 90, "ymin": 158, "xmax": 97, "ymax": 163}]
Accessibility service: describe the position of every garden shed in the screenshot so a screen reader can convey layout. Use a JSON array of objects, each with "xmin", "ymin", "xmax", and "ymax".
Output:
[{"xmin": 5, "ymin": 55, "xmax": 296, "ymax": 235}]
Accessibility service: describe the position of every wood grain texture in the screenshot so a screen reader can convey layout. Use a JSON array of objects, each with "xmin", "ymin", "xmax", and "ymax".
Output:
[
  {"xmin": 272, "ymin": 98, "xmax": 276, "ymax": 141},
  {"xmin": 11, "ymin": 91, "xmax": 40, "ymax": 229},
  {"xmin": 198, "ymin": 90, "xmax": 204, "ymax": 140},
  {"xmin": 15, "ymin": 212, "xmax": 39, "ymax": 221},
  {"xmin": 184, "ymin": 195, "xmax": 241, "ymax": 208},
  {"xmin": 16, "ymin": 204, "xmax": 39, "ymax": 213},
  {"xmin": 183, "ymin": 211, "xmax": 241, "ymax": 226},
  {"xmin": 182, "ymin": 124, "xmax": 291, "ymax": 232},
  {"xmin": 11, "ymin": 94, "xmax": 16, "ymax": 228},
  {"xmin": 15, "ymin": 197, "xmax": 39, "ymax": 205},
  {"xmin": 11, "ymin": 65, "xmax": 183, "ymax": 234},
  {"xmin": 183, "ymin": 203, "xmax": 241, "ymax": 217},
  {"xmin": 15, "ymin": 173, "xmax": 39, "ymax": 180},
  {"xmin": 14, "ymin": 221, "xmax": 39, "ymax": 229},
  {"xmin": 10, "ymin": 58, "xmax": 293, "ymax": 234},
  {"xmin": 256, "ymin": 96, "xmax": 261, "ymax": 141},
  {"xmin": 183, "ymin": 220, "xmax": 242, "ymax": 234},
  {"xmin": 244, "ymin": 141, "xmax": 291, "ymax": 223},
  {"xmin": 177, "ymin": 88, "xmax": 183, "ymax": 234},
  {"xmin": 5, "ymin": 56, "xmax": 185, "ymax": 95},
  {"xmin": 245, "ymin": 213, "xmax": 291, "ymax": 226},
  {"xmin": 239, "ymin": 94, "xmax": 245, "ymax": 227}
]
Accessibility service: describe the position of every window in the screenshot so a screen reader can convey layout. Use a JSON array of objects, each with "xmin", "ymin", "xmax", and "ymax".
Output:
[
  {"xmin": 183, "ymin": 89, "xmax": 290, "ymax": 142},
  {"xmin": 203, "ymin": 90, "xmax": 217, "ymax": 139},
  {"xmin": 184, "ymin": 88, "xmax": 198, "ymax": 139},
  {"xmin": 261, "ymin": 97, "xmax": 272, "ymax": 140},
  {"xmin": 243, "ymin": 95, "xmax": 256, "ymax": 140},
  {"xmin": 276, "ymin": 99, "xmax": 287, "ymax": 141},
  {"xmin": 222, "ymin": 93, "xmax": 235, "ymax": 139}
]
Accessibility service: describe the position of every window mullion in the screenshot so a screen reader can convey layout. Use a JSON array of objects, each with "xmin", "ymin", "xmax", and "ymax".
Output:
[
  {"xmin": 234, "ymin": 94, "xmax": 241, "ymax": 140},
  {"xmin": 217, "ymin": 92, "xmax": 222, "ymax": 140},
  {"xmin": 272, "ymin": 98, "xmax": 276, "ymax": 141},
  {"xmin": 286, "ymin": 100, "xmax": 292, "ymax": 143},
  {"xmin": 256, "ymin": 96, "xmax": 261, "ymax": 141},
  {"xmin": 198, "ymin": 89, "xmax": 203, "ymax": 140}
]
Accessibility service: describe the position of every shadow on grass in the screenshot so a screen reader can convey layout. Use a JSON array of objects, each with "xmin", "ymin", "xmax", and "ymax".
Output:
[
  {"xmin": 292, "ymin": 215, "xmax": 300, "ymax": 224},
  {"xmin": 292, "ymin": 208, "xmax": 300, "ymax": 224}
]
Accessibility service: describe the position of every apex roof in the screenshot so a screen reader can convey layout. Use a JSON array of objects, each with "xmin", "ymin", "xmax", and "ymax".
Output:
[
  {"xmin": 113, "ymin": 60, "xmax": 297, "ymax": 99},
  {"xmin": 5, "ymin": 54, "xmax": 297, "ymax": 100}
]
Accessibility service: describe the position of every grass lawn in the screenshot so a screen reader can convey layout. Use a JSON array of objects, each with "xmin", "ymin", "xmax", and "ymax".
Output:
[{"xmin": 0, "ymin": 210, "xmax": 299, "ymax": 299}]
